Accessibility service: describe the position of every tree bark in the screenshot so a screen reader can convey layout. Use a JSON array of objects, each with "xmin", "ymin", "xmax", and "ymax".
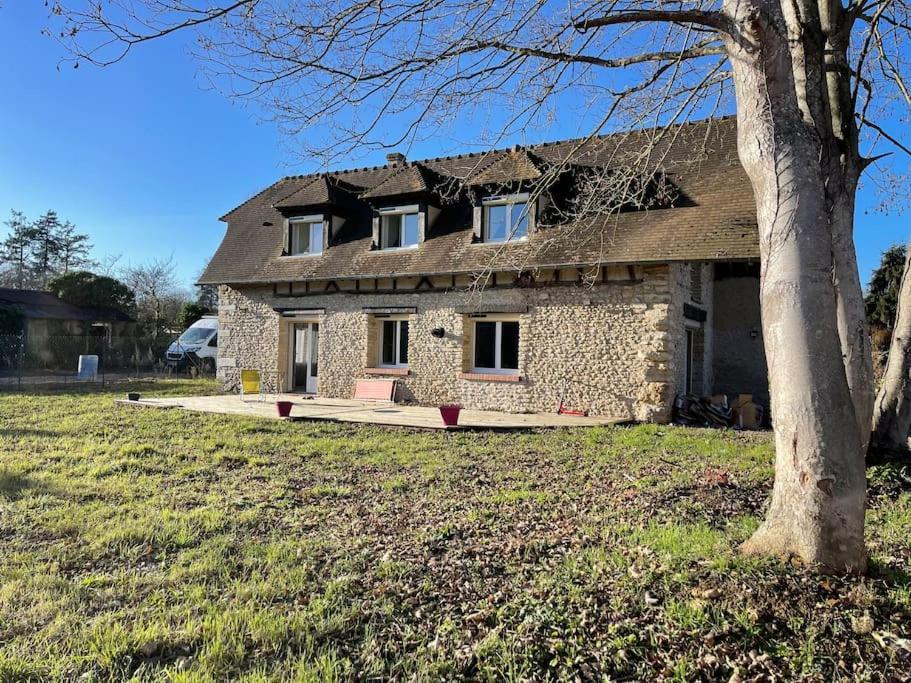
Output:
[
  {"xmin": 819, "ymin": 2, "xmax": 875, "ymax": 454},
  {"xmin": 871, "ymin": 245, "xmax": 911, "ymax": 451},
  {"xmin": 831, "ymin": 181, "xmax": 875, "ymax": 454},
  {"xmin": 725, "ymin": 0, "xmax": 866, "ymax": 572}
]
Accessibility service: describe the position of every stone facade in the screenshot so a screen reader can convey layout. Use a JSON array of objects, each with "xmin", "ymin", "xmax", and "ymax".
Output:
[{"xmin": 217, "ymin": 264, "xmax": 682, "ymax": 421}]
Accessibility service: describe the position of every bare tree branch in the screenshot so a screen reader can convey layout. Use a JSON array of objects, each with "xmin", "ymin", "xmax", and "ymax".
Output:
[{"xmin": 574, "ymin": 9, "xmax": 734, "ymax": 34}]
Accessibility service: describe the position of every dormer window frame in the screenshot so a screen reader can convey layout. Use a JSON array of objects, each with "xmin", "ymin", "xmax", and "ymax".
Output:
[
  {"xmin": 285, "ymin": 214, "xmax": 325, "ymax": 257},
  {"xmin": 480, "ymin": 193, "xmax": 532, "ymax": 244},
  {"xmin": 376, "ymin": 204, "xmax": 421, "ymax": 251}
]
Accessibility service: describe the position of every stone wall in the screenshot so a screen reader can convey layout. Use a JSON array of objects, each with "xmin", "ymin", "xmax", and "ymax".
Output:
[{"xmin": 217, "ymin": 264, "xmax": 681, "ymax": 421}]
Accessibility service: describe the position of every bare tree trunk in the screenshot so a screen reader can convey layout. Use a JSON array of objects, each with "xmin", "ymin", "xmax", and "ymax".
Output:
[
  {"xmin": 726, "ymin": 0, "xmax": 866, "ymax": 571},
  {"xmin": 820, "ymin": 1, "xmax": 875, "ymax": 453},
  {"xmin": 831, "ymin": 187, "xmax": 875, "ymax": 453},
  {"xmin": 871, "ymin": 245, "xmax": 911, "ymax": 451}
]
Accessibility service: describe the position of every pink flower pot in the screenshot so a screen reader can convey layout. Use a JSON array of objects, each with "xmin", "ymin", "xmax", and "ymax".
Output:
[
  {"xmin": 276, "ymin": 400, "xmax": 293, "ymax": 418},
  {"xmin": 439, "ymin": 404, "xmax": 462, "ymax": 427}
]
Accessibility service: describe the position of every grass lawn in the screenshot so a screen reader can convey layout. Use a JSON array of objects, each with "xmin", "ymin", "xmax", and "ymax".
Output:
[{"xmin": 1, "ymin": 380, "xmax": 910, "ymax": 681}]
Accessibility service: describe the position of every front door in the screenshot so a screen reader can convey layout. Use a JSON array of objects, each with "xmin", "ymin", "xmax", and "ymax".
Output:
[{"xmin": 291, "ymin": 322, "xmax": 319, "ymax": 393}]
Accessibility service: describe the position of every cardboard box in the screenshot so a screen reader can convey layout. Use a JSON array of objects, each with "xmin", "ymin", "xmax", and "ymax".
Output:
[
  {"xmin": 730, "ymin": 394, "xmax": 753, "ymax": 410},
  {"xmin": 735, "ymin": 401, "xmax": 763, "ymax": 429}
]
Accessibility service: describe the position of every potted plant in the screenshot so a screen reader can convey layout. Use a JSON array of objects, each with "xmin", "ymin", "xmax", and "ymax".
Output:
[
  {"xmin": 275, "ymin": 400, "xmax": 294, "ymax": 418},
  {"xmin": 439, "ymin": 404, "xmax": 462, "ymax": 427}
]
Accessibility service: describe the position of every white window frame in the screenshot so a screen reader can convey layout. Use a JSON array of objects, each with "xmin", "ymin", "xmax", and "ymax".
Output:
[
  {"xmin": 287, "ymin": 214, "xmax": 324, "ymax": 256},
  {"xmin": 471, "ymin": 317, "xmax": 520, "ymax": 374},
  {"xmin": 378, "ymin": 205, "xmax": 420, "ymax": 250},
  {"xmin": 481, "ymin": 193, "xmax": 530, "ymax": 244},
  {"xmin": 377, "ymin": 315, "xmax": 410, "ymax": 368}
]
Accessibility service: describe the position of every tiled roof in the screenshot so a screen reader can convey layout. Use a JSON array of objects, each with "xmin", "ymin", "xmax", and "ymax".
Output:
[
  {"xmin": 273, "ymin": 176, "xmax": 332, "ymax": 209},
  {"xmin": 201, "ymin": 117, "xmax": 759, "ymax": 285},
  {"xmin": 468, "ymin": 148, "xmax": 544, "ymax": 185},
  {"xmin": 273, "ymin": 175, "xmax": 363, "ymax": 210},
  {"xmin": 0, "ymin": 288, "xmax": 133, "ymax": 322},
  {"xmin": 360, "ymin": 163, "xmax": 438, "ymax": 199}
]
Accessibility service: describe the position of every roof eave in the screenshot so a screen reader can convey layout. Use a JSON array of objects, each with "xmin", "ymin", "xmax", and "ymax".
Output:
[{"xmin": 200, "ymin": 253, "xmax": 760, "ymax": 287}]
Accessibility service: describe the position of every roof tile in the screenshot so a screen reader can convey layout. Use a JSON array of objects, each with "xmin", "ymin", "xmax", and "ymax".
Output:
[
  {"xmin": 201, "ymin": 117, "xmax": 759, "ymax": 285},
  {"xmin": 359, "ymin": 163, "xmax": 437, "ymax": 199},
  {"xmin": 468, "ymin": 148, "xmax": 544, "ymax": 185}
]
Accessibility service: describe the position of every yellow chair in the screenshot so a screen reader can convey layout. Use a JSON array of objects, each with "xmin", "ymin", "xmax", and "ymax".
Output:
[{"xmin": 240, "ymin": 369, "xmax": 264, "ymax": 402}]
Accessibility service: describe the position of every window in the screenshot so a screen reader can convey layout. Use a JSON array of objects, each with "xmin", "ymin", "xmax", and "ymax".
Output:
[
  {"xmin": 288, "ymin": 217, "xmax": 324, "ymax": 255},
  {"xmin": 473, "ymin": 319, "xmax": 519, "ymax": 373},
  {"xmin": 684, "ymin": 326, "xmax": 704, "ymax": 395},
  {"xmin": 684, "ymin": 328, "xmax": 694, "ymax": 394},
  {"xmin": 379, "ymin": 206, "xmax": 420, "ymax": 249},
  {"xmin": 378, "ymin": 318, "xmax": 409, "ymax": 367},
  {"xmin": 483, "ymin": 195, "xmax": 529, "ymax": 243}
]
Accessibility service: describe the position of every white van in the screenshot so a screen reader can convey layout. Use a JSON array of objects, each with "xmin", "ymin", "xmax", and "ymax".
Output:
[{"xmin": 165, "ymin": 315, "xmax": 219, "ymax": 371}]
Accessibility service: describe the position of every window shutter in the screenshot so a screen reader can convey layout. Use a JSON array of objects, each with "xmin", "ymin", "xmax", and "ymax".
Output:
[
  {"xmin": 417, "ymin": 207, "xmax": 427, "ymax": 244},
  {"xmin": 283, "ymin": 220, "xmax": 291, "ymax": 255},
  {"xmin": 472, "ymin": 205, "xmax": 483, "ymax": 242},
  {"xmin": 461, "ymin": 316, "xmax": 473, "ymax": 371},
  {"xmin": 528, "ymin": 199, "xmax": 537, "ymax": 235},
  {"xmin": 365, "ymin": 314, "xmax": 378, "ymax": 367}
]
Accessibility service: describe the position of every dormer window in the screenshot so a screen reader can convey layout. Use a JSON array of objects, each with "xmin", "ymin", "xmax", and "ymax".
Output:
[
  {"xmin": 482, "ymin": 194, "xmax": 529, "ymax": 243},
  {"xmin": 288, "ymin": 215, "xmax": 324, "ymax": 256},
  {"xmin": 379, "ymin": 205, "xmax": 420, "ymax": 250}
]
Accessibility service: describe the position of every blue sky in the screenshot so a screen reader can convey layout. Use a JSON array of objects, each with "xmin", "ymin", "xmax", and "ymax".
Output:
[{"xmin": 0, "ymin": 2, "xmax": 907, "ymax": 289}]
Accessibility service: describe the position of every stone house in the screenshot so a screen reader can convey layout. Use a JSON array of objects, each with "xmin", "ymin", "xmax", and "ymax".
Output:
[{"xmin": 200, "ymin": 118, "xmax": 766, "ymax": 421}]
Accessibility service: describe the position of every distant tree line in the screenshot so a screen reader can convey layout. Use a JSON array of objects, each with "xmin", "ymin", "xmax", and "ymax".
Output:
[
  {"xmin": 0, "ymin": 209, "xmax": 93, "ymax": 289},
  {"xmin": 0, "ymin": 209, "xmax": 218, "ymax": 354}
]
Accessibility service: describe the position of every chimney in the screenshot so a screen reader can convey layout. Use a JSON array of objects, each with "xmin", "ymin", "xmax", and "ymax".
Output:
[{"xmin": 386, "ymin": 152, "xmax": 406, "ymax": 166}]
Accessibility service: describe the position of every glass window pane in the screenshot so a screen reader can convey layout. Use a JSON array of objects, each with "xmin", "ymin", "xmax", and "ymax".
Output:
[
  {"xmin": 500, "ymin": 321, "xmax": 519, "ymax": 370},
  {"xmin": 474, "ymin": 321, "xmax": 496, "ymax": 369},
  {"xmin": 402, "ymin": 213, "xmax": 419, "ymax": 247},
  {"xmin": 290, "ymin": 222, "xmax": 305, "ymax": 254},
  {"xmin": 381, "ymin": 320, "xmax": 396, "ymax": 365},
  {"xmin": 486, "ymin": 205, "xmax": 508, "ymax": 242},
  {"xmin": 382, "ymin": 214, "xmax": 402, "ymax": 249},
  {"xmin": 290, "ymin": 221, "xmax": 323, "ymax": 254},
  {"xmin": 310, "ymin": 323, "xmax": 319, "ymax": 377},
  {"xmin": 510, "ymin": 203, "xmax": 528, "ymax": 240},
  {"xmin": 309, "ymin": 222, "xmax": 324, "ymax": 253},
  {"xmin": 293, "ymin": 326, "xmax": 308, "ymax": 386},
  {"xmin": 399, "ymin": 321, "xmax": 409, "ymax": 364}
]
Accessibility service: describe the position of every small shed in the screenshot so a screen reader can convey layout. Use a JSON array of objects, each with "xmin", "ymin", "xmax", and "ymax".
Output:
[
  {"xmin": 0, "ymin": 288, "xmax": 134, "ymax": 338},
  {"xmin": 0, "ymin": 288, "xmax": 136, "ymax": 370}
]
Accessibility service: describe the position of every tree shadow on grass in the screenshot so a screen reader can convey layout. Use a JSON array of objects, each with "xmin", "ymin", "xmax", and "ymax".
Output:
[
  {"xmin": 0, "ymin": 469, "xmax": 46, "ymax": 501},
  {"xmin": 866, "ymin": 450, "xmax": 911, "ymax": 499},
  {"xmin": 867, "ymin": 444, "xmax": 911, "ymax": 469},
  {"xmin": 0, "ymin": 427, "xmax": 58, "ymax": 439},
  {"xmin": 870, "ymin": 558, "xmax": 911, "ymax": 587}
]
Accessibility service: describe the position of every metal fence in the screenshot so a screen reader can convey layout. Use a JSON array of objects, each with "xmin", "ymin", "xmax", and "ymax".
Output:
[{"xmin": 0, "ymin": 333, "xmax": 216, "ymax": 390}]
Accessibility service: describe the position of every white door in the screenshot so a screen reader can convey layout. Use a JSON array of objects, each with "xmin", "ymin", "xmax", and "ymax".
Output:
[{"xmin": 291, "ymin": 322, "xmax": 319, "ymax": 393}]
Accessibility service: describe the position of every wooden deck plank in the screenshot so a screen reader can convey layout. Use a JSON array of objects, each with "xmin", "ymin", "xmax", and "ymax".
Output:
[{"xmin": 116, "ymin": 395, "xmax": 624, "ymax": 430}]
